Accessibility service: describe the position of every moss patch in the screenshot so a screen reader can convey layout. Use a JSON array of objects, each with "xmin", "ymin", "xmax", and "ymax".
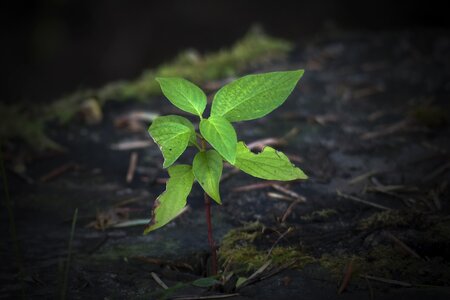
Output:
[
  {"xmin": 357, "ymin": 210, "xmax": 423, "ymax": 231},
  {"xmin": 220, "ymin": 219, "xmax": 450, "ymax": 285},
  {"xmin": 301, "ymin": 209, "xmax": 338, "ymax": 222},
  {"xmin": 50, "ymin": 27, "xmax": 292, "ymax": 123},
  {"xmin": 318, "ymin": 245, "xmax": 450, "ymax": 285},
  {"xmin": 0, "ymin": 103, "xmax": 61, "ymax": 150},
  {"xmin": 218, "ymin": 222, "xmax": 314, "ymax": 274},
  {"xmin": 1, "ymin": 28, "xmax": 292, "ymax": 149}
]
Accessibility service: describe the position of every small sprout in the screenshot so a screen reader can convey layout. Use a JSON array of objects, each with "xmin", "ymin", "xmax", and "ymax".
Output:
[
  {"xmin": 144, "ymin": 70, "xmax": 308, "ymax": 275},
  {"xmin": 145, "ymin": 70, "xmax": 308, "ymax": 234}
]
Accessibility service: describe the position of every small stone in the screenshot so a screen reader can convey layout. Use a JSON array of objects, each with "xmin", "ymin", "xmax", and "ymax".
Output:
[{"xmin": 80, "ymin": 98, "xmax": 103, "ymax": 125}]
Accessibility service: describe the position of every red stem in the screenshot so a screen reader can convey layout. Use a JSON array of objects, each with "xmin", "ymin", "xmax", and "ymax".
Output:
[{"xmin": 204, "ymin": 193, "xmax": 217, "ymax": 275}]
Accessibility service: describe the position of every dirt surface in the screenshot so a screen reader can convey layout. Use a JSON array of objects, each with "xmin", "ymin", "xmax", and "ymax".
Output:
[{"xmin": 1, "ymin": 30, "xmax": 450, "ymax": 299}]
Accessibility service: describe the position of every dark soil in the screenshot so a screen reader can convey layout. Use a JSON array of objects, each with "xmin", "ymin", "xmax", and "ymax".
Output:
[{"xmin": 1, "ymin": 29, "xmax": 450, "ymax": 299}]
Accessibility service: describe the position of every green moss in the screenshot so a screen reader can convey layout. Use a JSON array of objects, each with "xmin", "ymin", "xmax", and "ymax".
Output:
[
  {"xmin": 1, "ymin": 28, "xmax": 292, "ymax": 148},
  {"xmin": 368, "ymin": 246, "xmax": 450, "ymax": 284},
  {"xmin": 418, "ymin": 219, "xmax": 450, "ymax": 243},
  {"xmin": 271, "ymin": 246, "xmax": 315, "ymax": 268},
  {"xmin": 318, "ymin": 254, "xmax": 364, "ymax": 278},
  {"xmin": 0, "ymin": 103, "xmax": 61, "ymax": 150},
  {"xmin": 318, "ymin": 245, "xmax": 450, "ymax": 285},
  {"xmin": 218, "ymin": 222, "xmax": 263, "ymax": 271},
  {"xmin": 410, "ymin": 105, "xmax": 449, "ymax": 128},
  {"xmin": 50, "ymin": 27, "xmax": 291, "ymax": 124},
  {"xmin": 218, "ymin": 222, "xmax": 314, "ymax": 274},
  {"xmin": 318, "ymin": 247, "xmax": 413, "ymax": 280},
  {"xmin": 357, "ymin": 210, "xmax": 422, "ymax": 231},
  {"xmin": 220, "ymin": 218, "xmax": 450, "ymax": 285},
  {"xmin": 301, "ymin": 209, "xmax": 338, "ymax": 222}
]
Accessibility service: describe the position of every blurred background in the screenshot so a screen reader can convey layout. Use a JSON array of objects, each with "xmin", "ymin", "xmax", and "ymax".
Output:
[
  {"xmin": 2, "ymin": 0, "xmax": 449, "ymax": 104},
  {"xmin": 1, "ymin": 1, "xmax": 450, "ymax": 299}
]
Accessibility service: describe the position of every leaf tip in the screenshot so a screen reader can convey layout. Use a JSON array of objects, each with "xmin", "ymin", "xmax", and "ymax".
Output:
[
  {"xmin": 142, "ymin": 226, "xmax": 153, "ymax": 235},
  {"xmin": 212, "ymin": 194, "xmax": 222, "ymax": 205},
  {"xmin": 143, "ymin": 217, "xmax": 157, "ymax": 234},
  {"xmin": 292, "ymin": 69, "xmax": 305, "ymax": 80},
  {"xmin": 296, "ymin": 169, "xmax": 308, "ymax": 180},
  {"xmin": 143, "ymin": 198, "xmax": 161, "ymax": 234}
]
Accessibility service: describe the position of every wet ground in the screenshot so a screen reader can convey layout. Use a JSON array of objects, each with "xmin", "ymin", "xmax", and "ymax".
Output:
[{"xmin": 1, "ymin": 30, "xmax": 450, "ymax": 299}]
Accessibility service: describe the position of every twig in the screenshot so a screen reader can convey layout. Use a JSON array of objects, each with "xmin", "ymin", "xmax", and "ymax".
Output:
[
  {"xmin": 282, "ymin": 127, "xmax": 300, "ymax": 140},
  {"xmin": 259, "ymin": 260, "xmax": 297, "ymax": 281},
  {"xmin": 156, "ymin": 177, "xmax": 168, "ymax": 184},
  {"xmin": 363, "ymin": 275, "xmax": 374, "ymax": 300},
  {"xmin": 367, "ymin": 185, "xmax": 418, "ymax": 193},
  {"xmin": 281, "ymin": 200, "xmax": 301, "ymax": 223},
  {"xmin": 247, "ymin": 138, "xmax": 286, "ymax": 151},
  {"xmin": 384, "ymin": 232, "xmax": 423, "ymax": 260},
  {"xmin": 1, "ymin": 143, "xmax": 26, "ymax": 298},
  {"xmin": 419, "ymin": 195, "xmax": 436, "ymax": 211},
  {"xmin": 248, "ymin": 260, "xmax": 272, "ymax": 282},
  {"xmin": 286, "ymin": 154, "xmax": 304, "ymax": 164},
  {"xmin": 126, "ymin": 151, "xmax": 138, "ymax": 183},
  {"xmin": 267, "ymin": 192, "xmax": 295, "ymax": 202},
  {"xmin": 86, "ymin": 235, "xmax": 108, "ymax": 255},
  {"xmin": 267, "ymin": 227, "xmax": 293, "ymax": 257},
  {"xmin": 347, "ymin": 170, "xmax": 379, "ymax": 185},
  {"xmin": 237, "ymin": 260, "xmax": 272, "ymax": 289},
  {"xmin": 360, "ymin": 274, "xmax": 412, "ymax": 287},
  {"xmin": 271, "ymin": 184, "xmax": 306, "ymax": 202},
  {"xmin": 312, "ymin": 113, "xmax": 339, "ymax": 125},
  {"xmin": 7, "ymin": 166, "xmax": 34, "ymax": 184},
  {"xmin": 40, "ymin": 162, "xmax": 77, "ymax": 182},
  {"xmin": 61, "ymin": 208, "xmax": 78, "ymax": 300},
  {"xmin": 237, "ymin": 259, "xmax": 296, "ymax": 290},
  {"xmin": 110, "ymin": 140, "xmax": 152, "ymax": 150},
  {"xmin": 151, "ymin": 272, "xmax": 168, "ymax": 289},
  {"xmin": 336, "ymin": 190, "xmax": 391, "ymax": 211},
  {"xmin": 423, "ymin": 162, "xmax": 450, "ymax": 183},
  {"xmin": 113, "ymin": 219, "xmax": 150, "ymax": 228},
  {"xmin": 430, "ymin": 190, "xmax": 442, "ymax": 210},
  {"xmin": 365, "ymin": 187, "xmax": 415, "ymax": 208},
  {"xmin": 360, "ymin": 119, "xmax": 410, "ymax": 140},
  {"xmin": 338, "ymin": 259, "xmax": 354, "ymax": 294}
]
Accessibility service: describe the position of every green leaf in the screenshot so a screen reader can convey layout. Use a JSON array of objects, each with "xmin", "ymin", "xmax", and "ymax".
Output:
[
  {"xmin": 234, "ymin": 142, "xmax": 307, "ymax": 180},
  {"xmin": 211, "ymin": 70, "xmax": 304, "ymax": 122},
  {"xmin": 156, "ymin": 77, "xmax": 207, "ymax": 117},
  {"xmin": 193, "ymin": 150, "xmax": 223, "ymax": 204},
  {"xmin": 191, "ymin": 277, "xmax": 220, "ymax": 288},
  {"xmin": 148, "ymin": 115, "xmax": 196, "ymax": 168},
  {"xmin": 199, "ymin": 116, "xmax": 237, "ymax": 164},
  {"xmin": 144, "ymin": 165, "xmax": 194, "ymax": 234}
]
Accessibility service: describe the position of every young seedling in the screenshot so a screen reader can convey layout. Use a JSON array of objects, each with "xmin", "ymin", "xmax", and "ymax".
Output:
[{"xmin": 145, "ymin": 70, "xmax": 307, "ymax": 274}]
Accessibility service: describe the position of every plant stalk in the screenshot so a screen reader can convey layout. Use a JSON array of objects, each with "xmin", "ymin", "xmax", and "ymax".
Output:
[
  {"xmin": 0, "ymin": 143, "xmax": 26, "ymax": 298},
  {"xmin": 61, "ymin": 208, "xmax": 78, "ymax": 300},
  {"xmin": 204, "ymin": 193, "xmax": 217, "ymax": 275}
]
